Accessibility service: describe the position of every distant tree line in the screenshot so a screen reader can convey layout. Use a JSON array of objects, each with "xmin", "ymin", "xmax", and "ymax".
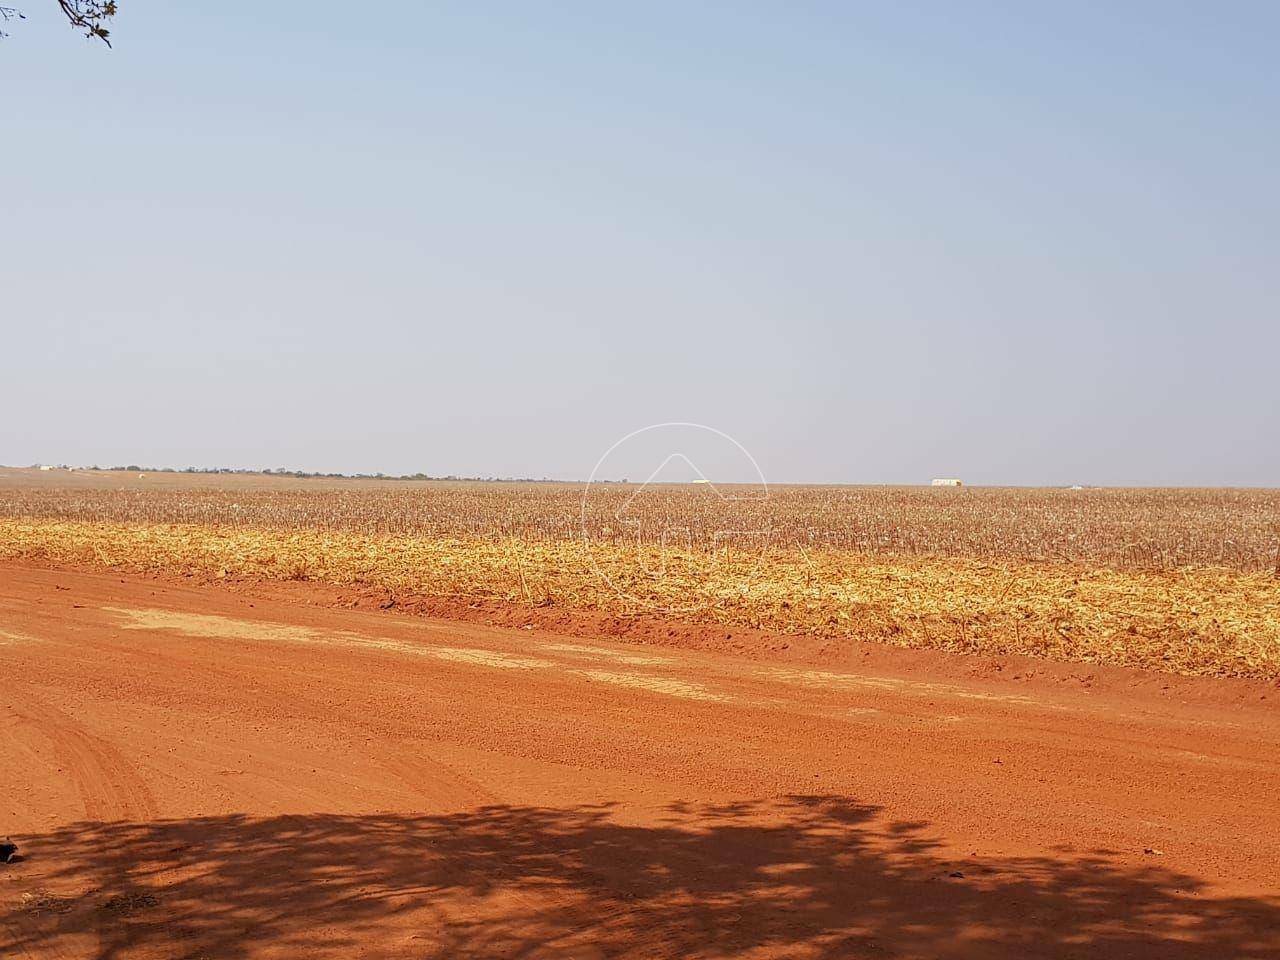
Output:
[
  {"xmin": 76, "ymin": 465, "xmax": 577, "ymax": 483},
  {"xmin": 24, "ymin": 464, "xmax": 633, "ymax": 484}
]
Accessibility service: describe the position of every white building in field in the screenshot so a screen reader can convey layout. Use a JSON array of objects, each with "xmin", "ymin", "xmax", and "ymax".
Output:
[{"xmin": 930, "ymin": 478, "xmax": 963, "ymax": 487}]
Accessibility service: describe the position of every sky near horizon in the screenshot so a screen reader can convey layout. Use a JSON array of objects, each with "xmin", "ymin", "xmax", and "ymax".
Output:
[{"xmin": 2, "ymin": 2, "xmax": 1277, "ymax": 485}]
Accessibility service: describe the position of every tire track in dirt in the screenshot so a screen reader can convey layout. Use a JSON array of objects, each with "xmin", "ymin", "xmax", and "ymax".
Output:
[
  {"xmin": 6, "ymin": 694, "xmax": 158, "ymax": 823},
  {"xmin": 3, "ymin": 696, "xmax": 158, "ymax": 960},
  {"xmin": 379, "ymin": 750, "xmax": 501, "ymax": 809}
]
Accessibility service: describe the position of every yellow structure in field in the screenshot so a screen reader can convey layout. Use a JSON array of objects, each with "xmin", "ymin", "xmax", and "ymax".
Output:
[{"xmin": 931, "ymin": 478, "xmax": 963, "ymax": 487}]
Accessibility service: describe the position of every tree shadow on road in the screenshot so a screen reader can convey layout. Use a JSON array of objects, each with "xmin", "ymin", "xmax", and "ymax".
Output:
[{"xmin": 3, "ymin": 796, "xmax": 1277, "ymax": 959}]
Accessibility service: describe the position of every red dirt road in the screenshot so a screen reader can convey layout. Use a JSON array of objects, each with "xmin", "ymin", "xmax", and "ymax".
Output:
[{"xmin": 2, "ymin": 565, "xmax": 1278, "ymax": 959}]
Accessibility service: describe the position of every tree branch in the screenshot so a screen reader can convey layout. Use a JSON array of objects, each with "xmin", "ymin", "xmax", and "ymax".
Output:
[
  {"xmin": 57, "ymin": 0, "xmax": 116, "ymax": 45},
  {"xmin": 0, "ymin": 6, "xmax": 27, "ymax": 39}
]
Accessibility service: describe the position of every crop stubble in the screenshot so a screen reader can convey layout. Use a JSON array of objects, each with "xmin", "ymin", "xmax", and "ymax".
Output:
[{"xmin": 1, "ymin": 472, "xmax": 1277, "ymax": 678}]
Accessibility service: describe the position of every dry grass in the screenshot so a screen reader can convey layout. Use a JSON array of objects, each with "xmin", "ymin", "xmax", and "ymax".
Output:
[
  {"xmin": 3, "ymin": 470, "xmax": 1279, "ymax": 571},
  {"xmin": 3, "ymin": 515, "xmax": 1278, "ymax": 679},
  {"xmin": 3, "ymin": 470, "xmax": 1278, "ymax": 677}
]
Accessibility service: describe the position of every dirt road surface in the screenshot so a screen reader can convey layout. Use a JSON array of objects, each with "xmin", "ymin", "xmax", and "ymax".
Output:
[{"xmin": 2, "ymin": 565, "xmax": 1278, "ymax": 958}]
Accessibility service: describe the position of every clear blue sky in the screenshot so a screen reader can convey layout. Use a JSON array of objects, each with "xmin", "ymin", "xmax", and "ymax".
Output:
[{"xmin": 3, "ymin": 2, "xmax": 1277, "ymax": 484}]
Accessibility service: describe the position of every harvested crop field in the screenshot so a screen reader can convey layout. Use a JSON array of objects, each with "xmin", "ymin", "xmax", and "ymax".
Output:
[
  {"xmin": 2, "ymin": 468, "xmax": 1278, "ymax": 679},
  {"xmin": 4, "ymin": 471, "xmax": 1280, "ymax": 959}
]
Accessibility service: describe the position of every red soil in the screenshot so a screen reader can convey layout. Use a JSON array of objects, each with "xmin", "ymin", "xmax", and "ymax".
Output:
[{"xmin": 2, "ymin": 563, "xmax": 1277, "ymax": 959}]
